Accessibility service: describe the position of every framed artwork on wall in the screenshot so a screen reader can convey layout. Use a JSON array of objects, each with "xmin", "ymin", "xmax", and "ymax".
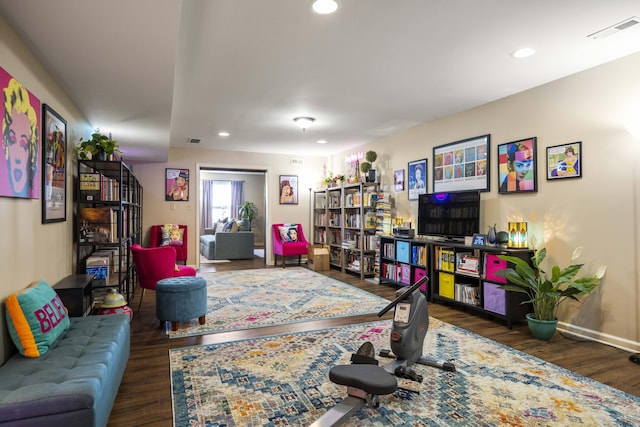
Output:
[
  {"xmin": 497, "ymin": 137, "xmax": 537, "ymax": 194},
  {"xmin": 433, "ymin": 134, "xmax": 490, "ymax": 193},
  {"xmin": 166, "ymin": 168, "xmax": 189, "ymax": 201},
  {"xmin": 394, "ymin": 169, "xmax": 405, "ymax": 191},
  {"xmin": 407, "ymin": 159, "xmax": 427, "ymax": 200},
  {"xmin": 279, "ymin": 175, "xmax": 298, "ymax": 204},
  {"xmin": 0, "ymin": 65, "xmax": 41, "ymax": 199},
  {"xmin": 42, "ymin": 104, "xmax": 67, "ymax": 223},
  {"xmin": 547, "ymin": 141, "xmax": 582, "ymax": 180}
]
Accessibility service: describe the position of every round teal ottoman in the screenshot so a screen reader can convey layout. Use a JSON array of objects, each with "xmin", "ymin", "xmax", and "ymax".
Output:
[{"xmin": 155, "ymin": 276, "xmax": 207, "ymax": 331}]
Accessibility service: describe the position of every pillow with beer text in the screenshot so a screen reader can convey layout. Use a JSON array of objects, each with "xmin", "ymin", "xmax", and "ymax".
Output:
[{"xmin": 5, "ymin": 280, "xmax": 70, "ymax": 358}]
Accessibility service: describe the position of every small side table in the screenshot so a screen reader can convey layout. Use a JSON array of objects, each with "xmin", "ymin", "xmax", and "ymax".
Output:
[{"xmin": 54, "ymin": 274, "xmax": 95, "ymax": 317}]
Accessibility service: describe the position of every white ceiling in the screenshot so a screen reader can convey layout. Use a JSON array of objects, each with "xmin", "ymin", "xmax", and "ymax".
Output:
[{"xmin": 1, "ymin": 1, "xmax": 639, "ymax": 163}]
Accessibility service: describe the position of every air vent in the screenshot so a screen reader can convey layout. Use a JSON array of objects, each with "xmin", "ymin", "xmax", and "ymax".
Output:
[
  {"xmin": 290, "ymin": 158, "xmax": 304, "ymax": 165},
  {"xmin": 588, "ymin": 16, "xmax": 639, "ymax": 40},
  {"xmin": 188, "ymin": 138, "xmax": 201, "ymax": 144}
]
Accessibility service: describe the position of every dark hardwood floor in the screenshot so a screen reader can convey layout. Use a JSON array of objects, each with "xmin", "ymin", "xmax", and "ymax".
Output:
[{"xmin": 108, "ymin": 255, "xmax": 640, "ymax": 426}]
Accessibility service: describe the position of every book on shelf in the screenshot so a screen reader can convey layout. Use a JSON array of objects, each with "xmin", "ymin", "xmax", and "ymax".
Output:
[
  {"xmin": 79, "ymin": 172, "xmax": 101, "ymax": 201},
  {"xmin": 85, "ymin": 255, "xmax": 110, "ymax": 286},
  {"xmin": 79, "ymin": 207, "xmax": 119, "ymax": 243},
  {"xmin": 456, "ymin": 253, "xmax": 480, "ymax": 275}
]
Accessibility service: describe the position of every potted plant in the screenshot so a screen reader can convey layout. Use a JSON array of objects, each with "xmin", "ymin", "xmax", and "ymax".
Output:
[
  {"xmin": 496, "ymin": 247, "xmax": 606, "ymax": 340},
  {"xmin": 75, "ymin": 130, "xmax": 120, "ymax": 160},
  {"xmin": 238, "ymin": 201, "xmax": 257, "ymax": 231},
  {"xmin": 360, "ymin": 150, "xmax": 378, "ymax": 182}
]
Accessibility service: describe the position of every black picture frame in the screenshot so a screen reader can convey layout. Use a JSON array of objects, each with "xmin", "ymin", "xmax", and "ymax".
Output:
[
  {"xmin": 433, "ymin": 134, "xmax": 490, "ymax": 193},
  {"xmin": 546, "ymin": 141, "xmax": 582, "ymax": 180},
  {"xmin": 472, "ymin": 233, "xmax": 486, "ymax": 246},
  {"xmin": 41, "ymin": 104, "xmax": 67, "ymax": 223},
  {"xmin": 279, "ymin": 175, "xmax": 298, "ymax": 204},
  {"xmin": 166, "ymin": 168, "xmax": 189, "ymax": 201},
  {"xmin": 407, "ymin": 159, "xmax": 427, "ymax": 200},
  {"xmin": 497, "ymin": 137, "xmax": 538, "ymax": 194}
]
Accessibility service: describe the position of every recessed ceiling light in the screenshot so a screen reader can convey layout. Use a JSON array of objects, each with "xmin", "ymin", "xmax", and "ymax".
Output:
[
  {"xmin": 218, "ymin": 131, "xmax": 230, "ymax": 137},
  {"xmin": 312, "ymin": 0, "xmax": 339, "ymax": 15},
  {"xmin": 316, "ymin": 140, "xmax": 328, "ymax": 144},
  {"xmin": 511, "ymin": 47, "xmax": 536, "ymax": 58}
]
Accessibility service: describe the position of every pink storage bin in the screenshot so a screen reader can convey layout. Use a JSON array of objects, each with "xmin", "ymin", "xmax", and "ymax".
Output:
[
  {"xmin": 413, "ymin": 268, "xmax": 427, "ymax": 290},
  {"xmin": 484, "ymin": 254, "xmax": 507, "ymax": 283}
]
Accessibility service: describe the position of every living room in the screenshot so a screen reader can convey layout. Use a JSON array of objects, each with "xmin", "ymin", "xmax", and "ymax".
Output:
[{"xmin": 1, "ymin": 2, "xmax": 640, "ymax": 425}]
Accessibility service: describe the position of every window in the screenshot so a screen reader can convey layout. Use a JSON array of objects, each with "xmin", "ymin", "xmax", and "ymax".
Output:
[{"xmin": 209, "ymin": 180, "xmax": 231, "ymax": 221}]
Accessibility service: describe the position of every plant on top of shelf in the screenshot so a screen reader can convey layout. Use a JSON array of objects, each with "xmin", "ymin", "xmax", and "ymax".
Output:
[
  {"xmin": 75, "ymin": 130, "xmax": 120, "ymax": 160},
  {"xmin": 496, "ymin": 246, "xmax": 606, "ymax": 339},
  {"xmin": 360, "ymin": 150, "xmax": 378, "ymax": 182}
]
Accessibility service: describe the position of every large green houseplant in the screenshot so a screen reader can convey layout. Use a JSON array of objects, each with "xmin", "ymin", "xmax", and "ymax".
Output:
[
  {"xmin": 238, "ymin": 201, "xmax": 257, "ymax": 231},
  {"xmin": 496, "ymin": 247, "xmax": 606, "ymax": 339}
]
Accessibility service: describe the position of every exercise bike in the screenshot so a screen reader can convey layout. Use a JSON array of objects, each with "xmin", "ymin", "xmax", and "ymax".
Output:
[{"xmin": 310, "ymin": 276, "xmax": 455, "ymax": 427}]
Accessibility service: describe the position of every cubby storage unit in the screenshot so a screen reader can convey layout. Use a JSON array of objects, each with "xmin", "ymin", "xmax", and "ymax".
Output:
[
  {"xmin": 377, "ymin": 236, "xmax": 533, "ymax": 328},
  {"xmin": 312, "ymin": 182, "xmax": 378, "ymax": 279},
  {"xmin": 378, "ymin": 236, "xmax": 429, "ymax": 293},
  {"xmin": 430, "ymin": 242, "xmax": 532, "ymax": 328},
  {"xmin": 75, "ymin": 160, "xmax": 143, "ymax": 306}
]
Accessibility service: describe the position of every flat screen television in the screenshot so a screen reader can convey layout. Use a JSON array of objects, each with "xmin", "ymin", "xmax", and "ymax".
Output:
[{"xmin": 418, "ymin": 191, "xmax": 480, "ymax": 240}]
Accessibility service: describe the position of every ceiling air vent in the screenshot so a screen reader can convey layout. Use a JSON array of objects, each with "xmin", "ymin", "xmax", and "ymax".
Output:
[
  {"xmin": 588, "ymin": 16, "xmax": 639, "ymax": 40},
  {"xmin": 188, "ymin": 138, "xmax": 201, "ymax": 144},
  {"xmin": 290, "ymin": 158, "xmax": 304, "ymax": 165}
]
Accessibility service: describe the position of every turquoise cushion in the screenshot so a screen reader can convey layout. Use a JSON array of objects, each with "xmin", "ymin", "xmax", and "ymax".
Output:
[{"xmin": 5, "ymin": 280, "xmax": 70, "ymax": 358}]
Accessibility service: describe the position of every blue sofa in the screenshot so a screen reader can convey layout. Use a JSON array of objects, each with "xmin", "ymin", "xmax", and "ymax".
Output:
[{"xmin": 0, "ymin": 314, "xmax": 130, "ymax": 427}]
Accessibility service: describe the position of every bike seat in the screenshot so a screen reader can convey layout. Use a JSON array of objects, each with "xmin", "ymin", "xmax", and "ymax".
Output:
[{"xmin": 329, "ymin": 364, "xmax": 398, "ymax": 395}]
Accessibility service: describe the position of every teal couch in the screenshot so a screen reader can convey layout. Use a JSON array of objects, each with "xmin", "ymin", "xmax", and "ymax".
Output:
[{"xmin": 0, "ymin": 314, "xmax": 130, "ymax": 427}]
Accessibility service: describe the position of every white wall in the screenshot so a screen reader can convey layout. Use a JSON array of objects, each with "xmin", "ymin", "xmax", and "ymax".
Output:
[{"xmin": 329, "ymin": 52, "xmax": 640, "ymax": 351}]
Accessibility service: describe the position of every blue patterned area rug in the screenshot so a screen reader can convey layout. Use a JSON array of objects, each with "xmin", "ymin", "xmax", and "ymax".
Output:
[
  {"xmin": 170, "ymin": 319, "xmax": 640, "ymax": 426},
  {"xmin": 168, "ymin": 268, "xmax": 390, "ymax": 338}
]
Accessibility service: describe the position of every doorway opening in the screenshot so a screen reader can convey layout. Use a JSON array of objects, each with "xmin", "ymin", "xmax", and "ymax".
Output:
[{"xmin": 198, "ymin": 167, "xmax": 267, "ymax": 264}]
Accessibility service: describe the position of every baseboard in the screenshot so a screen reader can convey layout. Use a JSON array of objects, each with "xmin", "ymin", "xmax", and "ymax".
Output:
[{"xmin": 558, "ymin": 321, "xmax": 640, "ymax": 353}]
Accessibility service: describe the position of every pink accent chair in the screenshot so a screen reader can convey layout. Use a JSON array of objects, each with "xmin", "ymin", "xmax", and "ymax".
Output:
[
  {"xmin": 272, "ymin": 223, "xmax": 310, "ymax": 268},
  {"xmin": 131, "ymin": 244, "xmax": 196, "ymax": 310},
  {"xmin": 149, "ymin": 224, "xmax": 188, "ymax": 264}
]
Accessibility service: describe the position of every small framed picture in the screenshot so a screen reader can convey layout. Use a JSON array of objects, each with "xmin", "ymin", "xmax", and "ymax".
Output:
[
  {"xmin": 279, "ymin": 175, "xmax": 298, "ymax": 204},
  {"xmin": 498, "ymin": 137, "xmax": 537, "ymax": 194},
  {"xmin": 166, "ymin": 168, "xmax": 189, "ymax": 201},
  {"xmin": 472, "ymin": 233, "xmax": 486, "ymax": 246},
  {"xmin": 394, "ymin": 169, "xmax": 405, "ymax": 191},
  {"xmin": 42, "ymin": 104, "xmax": 67, "ymax": 223},
  {"xmin": 407, "ymin": 159, "xmax": 427, "ymax": 200},
  {"xmin": 546, "ymin": 141, "xmax": 582, "ymax": 180}
]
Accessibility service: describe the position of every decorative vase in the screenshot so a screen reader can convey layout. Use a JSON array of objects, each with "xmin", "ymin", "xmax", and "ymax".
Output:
[
  {"xmin": 526, "ymin": 313, "xmax": 558, "ymax": 340},
  {"xmin": 487, "ymin": 225, "xmax": 497, "ymax": 245},
  {"xmin": 496, "ymin": 231, "xmax": 509, "ymax": 245}
]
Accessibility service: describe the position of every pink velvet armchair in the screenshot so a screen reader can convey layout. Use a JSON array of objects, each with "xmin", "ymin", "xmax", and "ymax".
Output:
[
  {"xmin": 272, "ymin": 223, "xmax": 310, "ymax": 268},
  {"xmin": 131, "ymin": 244, "xmax": 196, "ymax": 309},
  {"xmin": 149, "ymin": 224, "xmax": 188, "ymax": 264}
]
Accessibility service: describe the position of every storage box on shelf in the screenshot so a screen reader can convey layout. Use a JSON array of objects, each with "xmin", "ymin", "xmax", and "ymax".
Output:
[
  {"xmin": 313, "ymin": 182, "xmax": 378, "ymax": 279},
  {"xmin": 76, "ymin": 160, "xmax": 143, "ymax": 305},
  {"xmin": 430, "ymin": 242, "xmax": 532, "ymax": 328}
]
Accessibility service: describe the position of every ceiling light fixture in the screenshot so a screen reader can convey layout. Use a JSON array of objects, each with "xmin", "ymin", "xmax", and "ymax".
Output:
[
  {"xmin": 218, "ymin": 131, "xmax": 230, "ymax": 137},
  {"xmin": 316, "ymin": 139, "xmax": 328, "ymax": 144},
  {"xmin": 312, "ymin": 0, "xmax": 339, "ymax": 15},
  {"xmin": 511, "ymin": 47, "xmax": 536, "ymax": 58},
  {"xmin": 294, "ymin": 116, "xmax": 315, "ymax": 131}
]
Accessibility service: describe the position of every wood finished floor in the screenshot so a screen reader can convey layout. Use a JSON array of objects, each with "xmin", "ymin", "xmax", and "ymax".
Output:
[{"xmin": 108, "ymin": 256, "xmax": 640, "ymax": 426}]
